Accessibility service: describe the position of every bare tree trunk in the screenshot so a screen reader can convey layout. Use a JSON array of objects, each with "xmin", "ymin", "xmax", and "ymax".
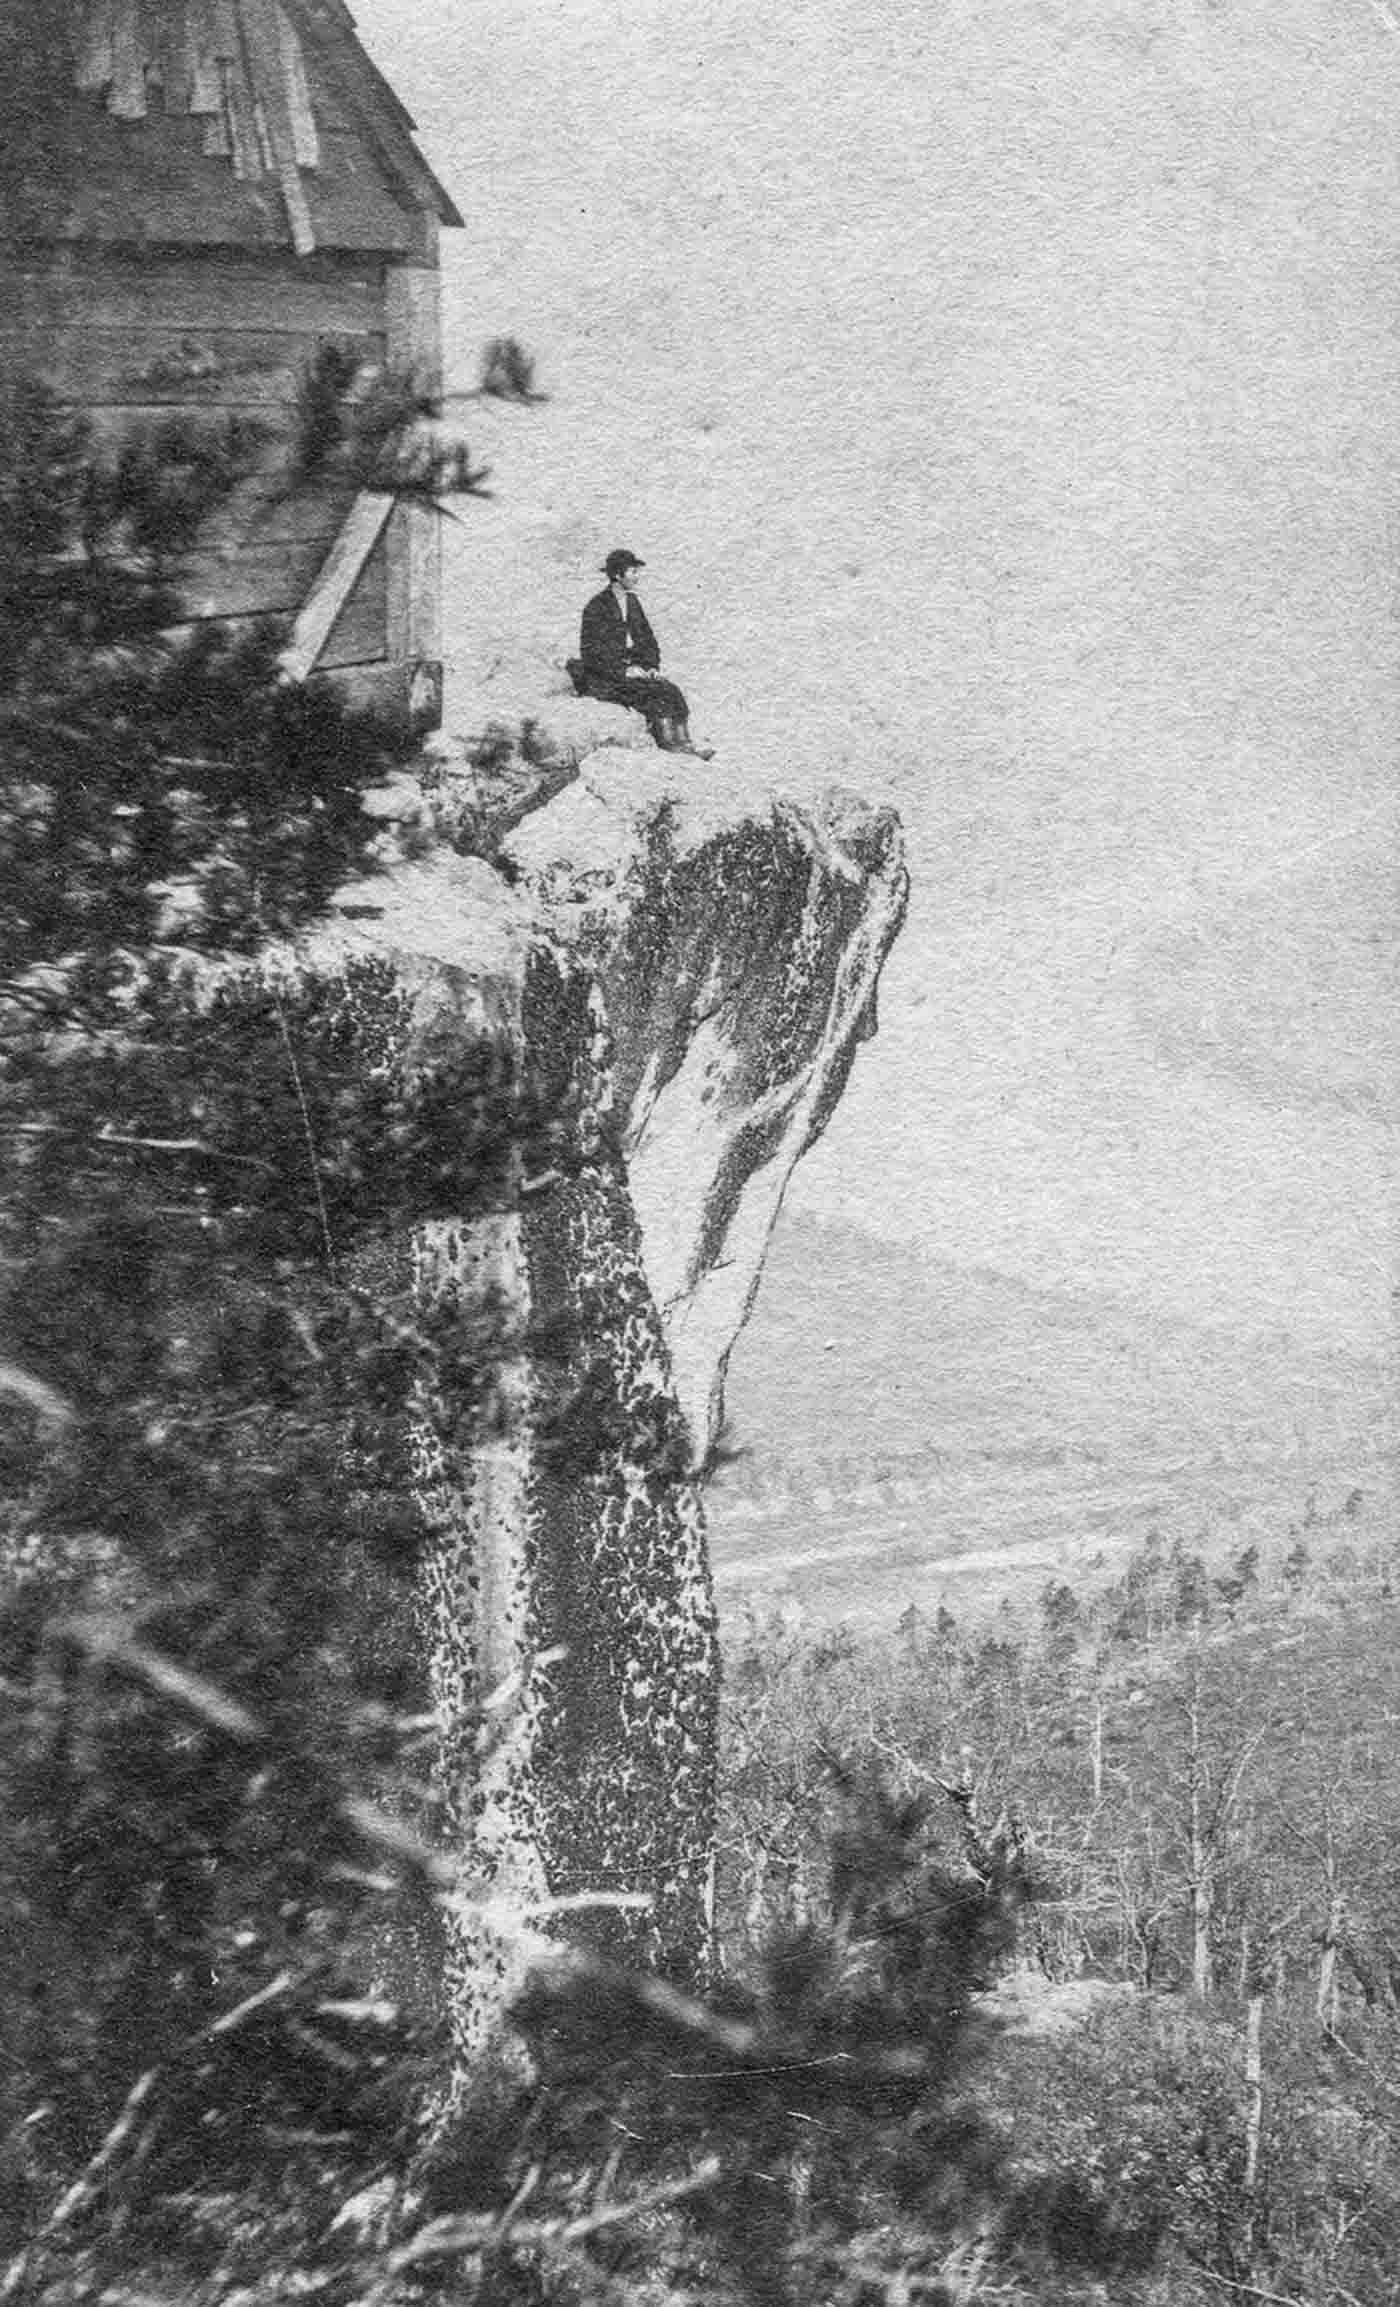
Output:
[
  {"xmin": 1090, "ymin": 1693, "xmax": 1104, "ymax": 1804},
  {"xmin": 1243, "ymin": 1989, "xmax": 1264, "ymax": 2193},
  {"xmin": 1317, "ymin": 1890, "xmax": 1346, "ymax": 2035},
  {"xmin": 1191, "ymin": 1870, "xmax": 1213, "ymax": 1996},
  {"xmin": 1188, "ymin": 1691, "xmax": 1214, "ymax": 1998},
  {"xmin": 743, "ymin": 1842, "xmax": 770, "ymax": 1942}
]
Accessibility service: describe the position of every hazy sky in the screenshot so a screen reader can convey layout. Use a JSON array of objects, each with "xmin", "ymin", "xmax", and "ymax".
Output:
[{"xmin": 357, "ymin": 0, "xmax": 1399, "ymax": 1357}]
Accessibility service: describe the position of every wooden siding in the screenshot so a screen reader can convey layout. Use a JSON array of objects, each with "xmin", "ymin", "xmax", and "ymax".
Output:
[
  {"xmin": 0, "ymin": 244, "xmax": 389, "ymax": 660},
  {"xmin": 0, "ymin": 7, "xmax": 454, "ymax": 730},
  {"xmin": 172, "ymin": 533, "xmax": 346, "ymax": 620},
  {"xmin": 0, "ymin": 324, "xmax": 385, "ymax": 407},
  {"xmin": 0, "ymin": 248, "xmax": 385, "ymax": 337}
]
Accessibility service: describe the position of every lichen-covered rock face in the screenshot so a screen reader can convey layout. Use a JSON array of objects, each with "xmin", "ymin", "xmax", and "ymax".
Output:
[
  {"xmin": 306, "ymin": 753, "xmax": 906, "ymax": 2062},
  {"xmin": 506, "ymin": 750, "xmax": 909, "ymax": 1456}
]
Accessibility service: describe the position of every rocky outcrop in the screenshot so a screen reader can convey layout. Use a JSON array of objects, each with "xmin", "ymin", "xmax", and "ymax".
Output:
[
  {"xmin": 315, "ymin": 741, "xmax": 907, "ymax": 2055},
  {"xmin": 506, "ymin": 756, "xmax": 906, "ymax": 1457}
]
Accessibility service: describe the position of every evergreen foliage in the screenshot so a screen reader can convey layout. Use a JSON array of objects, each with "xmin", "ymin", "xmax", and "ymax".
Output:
[
  {"xmin": 477, "ymin": 336, "xmax": 546, "ymax": 403},
  {"xmin": 0, "ymin": 376, "xmax": 470, "ymax": 2258},
  {"xmin": 292, "ymin": 343, "xmax": 493, "ymax": 501},
  {"xmin": 0, "ymin": 375, "xmax": 406, "ymax": 1013}
]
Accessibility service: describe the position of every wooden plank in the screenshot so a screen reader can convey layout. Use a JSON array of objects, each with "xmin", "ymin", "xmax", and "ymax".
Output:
[
  {"xmin": 384, "ymin": 240, "xmax": 442, "ymax": 695},
  {"xmin": 11, "ymin": 384, "xmax": 362, "ymax": 555},
  {"xmin": 208, "ymin": 0, "xmax": 242, "ymax": 57},
  {"xmin": 240, "ymin": 0, "xmax": 316, "ymax": 251},
  {"xmin": 0, "ymin": 324, "xmax": 382, "ymax": 409},
  {"xmin": 221, "ymin": 56, "xmax": 263, "ymax": 183},
  {"xmin": 110, "ymin": 0, "xmax": 149, "ymax": 118},
  {"xmin": 384, "ymin": 242, "xmax": 439, "ymax": 390},
  {"xmin": 281, "ymin": 490, "xmax": 392, "ymax": 677},
  {"xmin": 278, "ymin": 4, "xmax": 320, "ymax": 170},
  {"xmin": 171, "ymin": 530, "xmax": 344, "ymax": 619},
  {"xmin": 35, "ymin": 412, "xmax": 353, "ymax": 552},
  {"xmin": 163, "ymin": 611, "xmax": 284, "ymax": 654},
  {"xmin": 68, "ymin": 418, "xmax": 357, "ymax": 568},
  {"xmin": 75, "ymin": 0, "xmax": 117, "ymax": 93},
  {"xmin": 164, "ymin": 0, "xmax": 198, "ymax": 113},
  {"xmin": 165, "ymin": 621, "xmax": 389, "ymax": 684},
  {"xmin": 385, "ymin": 492, "xmax": 439, "ymax": 679},
  {"xmin": 299, "ymin": 127, "xmax": 420, "ymax": 254},
  {"xmin": 147, "ymin": 2, "xmax": 177, "ymax": 103},
  {"xmin": 317, "ymin": 543, "xmax": 389, "ymax": 668},
  {"xmin": 0, "ymin": 251, "xmax": 384, "ymax": 336},
  {"xmin": 321, "ymin": 659, "xmax": 401, "ymax": 718},
  {"xmin": 203, "ymin": 473, "xmax": 358, "ymax": 550},
  {"xmin": 188, "ymin": 0, "xmax": 225, "ymax": 112}
]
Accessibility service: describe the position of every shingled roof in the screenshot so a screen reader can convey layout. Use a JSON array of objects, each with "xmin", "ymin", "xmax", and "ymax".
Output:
[{"xmin": 71, "ymin": 0, "xmax": 462, "ymax": 254}]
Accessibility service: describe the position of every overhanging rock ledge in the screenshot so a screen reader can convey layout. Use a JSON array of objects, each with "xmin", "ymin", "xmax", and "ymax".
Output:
[{"xmin": 504, "ymin": 750, "xmax": 909, "ymax": 1463}]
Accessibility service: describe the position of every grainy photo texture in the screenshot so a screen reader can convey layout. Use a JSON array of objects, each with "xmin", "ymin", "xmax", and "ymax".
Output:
[{"xmin": 1, "ymin": 3, "xmax": 1398, "ymax": 2302}]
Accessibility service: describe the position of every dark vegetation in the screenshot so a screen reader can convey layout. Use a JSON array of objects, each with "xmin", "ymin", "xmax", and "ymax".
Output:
[
  {"xmin": 291, "ymin": 343, "xmax": 493, "ymax": 503},
  {"xmin": 717, "ymin": 1505, "xmax": 1400, "ymax": 2305},
  {"xmin": 475, "ymin": 337, "xmax": 546, "ymax": 404},
  {"xmin": 436, "ymin": 718, "xmax": 579, "ymax": 864},
  {"xmin": 0, "ymin": 372, "xmax": 502, "ymax": 2287},
  {"xmin": 2, "ymin": 372, "xmax": 1397, "ymax": 2304}
]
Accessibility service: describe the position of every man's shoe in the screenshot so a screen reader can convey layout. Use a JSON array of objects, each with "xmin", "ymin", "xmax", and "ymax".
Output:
[{"xmin": 675, "ymin": 721, "xmax": 715, "ymax": 760}]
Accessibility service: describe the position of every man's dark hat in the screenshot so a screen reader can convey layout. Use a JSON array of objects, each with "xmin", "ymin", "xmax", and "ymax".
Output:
[{"xmin": 602, "ymin": 549, "xmax": 645, "ymax": 579}]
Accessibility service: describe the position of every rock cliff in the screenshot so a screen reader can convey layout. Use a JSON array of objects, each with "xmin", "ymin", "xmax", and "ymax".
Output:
[{"xmin": 314, "ymin": 729, "xmax": 907, "ymax": 2053}]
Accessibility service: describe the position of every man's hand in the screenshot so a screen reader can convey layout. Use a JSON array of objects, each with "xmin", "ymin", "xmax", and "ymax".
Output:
[{"xmin": 626, "ymin": 664, "xmax": 655, "ymax": 679}]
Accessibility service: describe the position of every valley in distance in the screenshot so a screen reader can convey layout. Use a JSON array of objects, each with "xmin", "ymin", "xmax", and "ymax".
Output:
[{"xmin": 709, "ymin": 1213, "xmax": 1396, "ymax": 1631}]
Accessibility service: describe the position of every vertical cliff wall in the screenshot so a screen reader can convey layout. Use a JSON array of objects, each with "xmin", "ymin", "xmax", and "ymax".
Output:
[{"xmin": 314, "ymin": 742, "xmax": 907, "ymax": 2054}]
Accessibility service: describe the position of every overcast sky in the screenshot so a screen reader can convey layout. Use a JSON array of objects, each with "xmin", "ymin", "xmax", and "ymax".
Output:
[{"xmin": 356, "ymin": 0, "xmax": 1399, "ymax": 1359}]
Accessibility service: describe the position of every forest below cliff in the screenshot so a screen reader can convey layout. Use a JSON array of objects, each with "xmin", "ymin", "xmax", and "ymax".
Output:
[{"xmin": 3, "ymin": 1475, "xmax": 1398, "ymax": 2306}]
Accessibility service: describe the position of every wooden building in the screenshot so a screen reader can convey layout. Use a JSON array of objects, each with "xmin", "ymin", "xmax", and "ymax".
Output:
[{"xmin": 0, "ymin": 0, "xmax": 462, "ymax": 729}]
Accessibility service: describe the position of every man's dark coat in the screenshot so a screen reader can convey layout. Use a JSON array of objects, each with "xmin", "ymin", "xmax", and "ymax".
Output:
[{"xmin": 578, "ymin": 586, "xmax": 662, "ymax": 693}]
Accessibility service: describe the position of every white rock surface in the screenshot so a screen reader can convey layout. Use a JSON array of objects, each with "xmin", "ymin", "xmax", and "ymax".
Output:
[{"xmin": 506, "ymin": 750, "xmax": 909, "ymax": 1455}]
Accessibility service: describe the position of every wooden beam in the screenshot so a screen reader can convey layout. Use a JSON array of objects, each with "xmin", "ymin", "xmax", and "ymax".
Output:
[
  {"xmin": 239, "ymin": 0, "xmax": 317, "ymax": 252},
  {"xmin": 109, "ymin": 0, "xmax": 149, "ymax": 118},
  {"xmin": 166, "ymin": 0, "xmax": 199, "ymax": 113},
  {"xmin": 384, "ymin": 235, "xmax": 440, "ymax": 390},
  {"xmin": 277, "ymin": 3, "xmax": 321, "ymax": 169},
  {"xmin": 220, "ymin": 53, "xmax": 261, "ymax": 180},
  {"xmin": 384, "ymin": 227, "xmax": 443, "ymax": 700},
  {"xmin": 188, "ymin": 0, "xmax": 226, "ymax": 112},
  {"xmin": 0, "ymin": 251, "xmax": 384, "ymax": 337},
  {"xmin": 280, "ymin": 486, "xmax": 392, "ymax": 680},
  {"xmin": 75, "ymin": 0, "xmax": 117, "ymax": 94}
]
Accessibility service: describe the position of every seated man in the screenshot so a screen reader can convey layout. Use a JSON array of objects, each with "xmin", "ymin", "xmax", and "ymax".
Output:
[{"xmin": 575, "ymin": 549, "xmax": 713, "ymax": 758}]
